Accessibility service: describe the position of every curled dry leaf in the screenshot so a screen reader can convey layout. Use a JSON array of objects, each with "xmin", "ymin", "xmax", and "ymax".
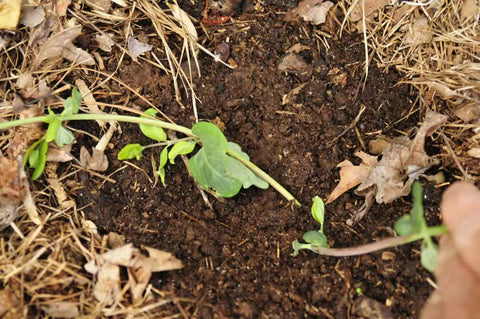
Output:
[
  {"xmin": 328, "ymin": 111, "xmax": 448, "ymax": 223},
  {"xmin": 42, "ymin": 302, "xmax": 79, "ymax": 319},
  {"xmin": 326, "ymin": 152, "xmax": 377, "ymax": 204},
  {"xmin": 95, "ymin": 33, "xmax": 115, "ymax": 52},
  {"xmin": 35, "ymin": 25, "xmax": 95, "ymax": 67},
  {"xmin": 45, "ymin": 163, "xmax": 74, "ymax": 209},
  {"xmin": 46, "ymin": 144, "xmax": 74, "ymax": 162},
  {"xmin": 20, "ymin": 6, "xmax": 45, "ymax": 28},
  {"xmin": 0, "ymin": 0, "xmax": 21, "ymax": 30},
  {"xmin": 286, "ymin": 0, "xmax": 334, "ymax": 25},
  {"xmin": 75, "ymin": 79, "xmax": 106, "ymax": 127}
]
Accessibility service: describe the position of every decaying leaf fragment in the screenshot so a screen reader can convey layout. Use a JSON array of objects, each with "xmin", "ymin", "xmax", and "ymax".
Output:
[
  {"xmin": 328, "ymin": 111, "xmax": 448, "ymax": 223},
  {"xmin": 349, "ymin": 0, "xmax": 390, "ymax": 22},
  {"xmin": 42, "ymin": 302, "xmax": 79, "ymax": 319},
  {"xmin": 85, "ymin": 243, "xmax": 182, "ymax": 306},
  {"xmin": 326, "ymin": 152, "xmax": 377, "ymax": 204},
  {"xmin": 35, "ymin": 25, "xmax": 95, "ymax": 67},
  {"xmin": 286, "ymin": 0, "xmax": 334, "ymax": 25}
]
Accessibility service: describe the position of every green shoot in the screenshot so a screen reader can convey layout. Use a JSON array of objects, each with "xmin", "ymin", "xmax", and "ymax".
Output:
[
  {"xmin": 292, "ymin": 196, "xmax": 329, "ymax": 256},
  {"xmin": 394, "ymin": 181, "xmax": 439, "ymax": 272},
  {"xmin": 23, "ymin": 87, "xmax": 81, "ymax": 180},
  {"xmin": 2, "ymin": 88, "xmax": 300, "ymax": 205},
  {"xmin": 293, "ymin": 181, "xmax": 447, "ymax": 273}
]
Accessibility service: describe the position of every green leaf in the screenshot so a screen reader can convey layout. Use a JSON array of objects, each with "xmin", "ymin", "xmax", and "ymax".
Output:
[
  {"xmin": 192, "ymin": 122, "xmax": 228, "ymax": 149},
  {"xmin": 31, "ymin": 140, "xmax": 48, "ymax": 180},
  {"xmin": 227, "ymin": 142, "xmax": 249, "ymax": 160},
  {"xmin": 394, "ymin": 215, "xmax": 414, "ymax": 236},
  {"xmin": 411, "ymin": 181, "xmax": 425, "ymax": 233},
  {"xmin": 189, "ymin": 146, "xmax": 242, "ymax": 197},
  {"xmin": 45, "ymin": 117, "xmax": 61, "ymax": 143},
  {"xmin": 311, "ymin": 196, "xmax": 325, "ymax": 231},
  {"xmin": 168, "ymin": 141, "xmax": 196, "ymax": 164},
  {"xmin": 63, "ymin": 88, "xmax": 82, "ymax": 116},
  {"xmin": 226, "ymin": 157, "xmax": 268, "ymax": 189},
  {"xmin": 139, "ymin": 108, "xmax": 167, "ymax": 142},
  {"xmin": 55, "ymin": 125, "xmax": 74, "ymax": 147},
  {"xmin": 421, "ymin": 245, "xmax": 438, "ymax": 272},
  {"xmin": 24, "ymin": 139, "xmax": 43, "ymax": 167},
  {"xmin": 28, "ymin": 148, "xmax": 40, "ymax": 168},
  {"xmin": 302, "ymin": 231, "xmax": 329, "ymax": 248},
  {"xmin": 118, "ymin": 144, "xmax": 144, "ymax": 160},
  {"xmin": 157, "ymin": 147, "xmax": 169, "ymax": 186}
]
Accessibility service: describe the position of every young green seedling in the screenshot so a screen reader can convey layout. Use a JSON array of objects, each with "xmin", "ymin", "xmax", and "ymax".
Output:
[
  {"xmin": 292, "ymin": 182, "xmax": 447, "ymax": 272},
  {"xmin": 291, "ymin": 196, "xmax": 329, "ymax": 256},
  {"xmin": 394, "ymin": 181, "xmax": 439, "ymax": 272},
  {"xmin": 1, "ymin": 88, "xmax": 300, "ymax": 206},
  {"xmin": 23, "ymin": 87, "xmax": 81, "ymax": 179}
]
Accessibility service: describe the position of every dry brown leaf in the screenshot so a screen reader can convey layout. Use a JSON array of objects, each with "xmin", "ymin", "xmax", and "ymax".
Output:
[
  {"xmin": 0, "ymin": 288, "xmax": 21, "ymax": 317},
  {"xmin": 405, "ymin": 16, "xmax": 432, "ymax": 45},
  {"xmin": 426, "ymin": 82, "xmax": 458, "ymax": 100},
  {"xmin": 80, "ymin": 147, "xmax": 109, "ymax": 171},
  {"xmin": 286, "ymin": 0, "xmax": 334, "ymax": 25},
  {"xmin": 94, "ymin": 263, "xmax": 122, "ymax": 305},
  {"xmin": 46, "ymin": 144, "xmax": 74, "ymax": 162},
  {"xmin": 35, "ymin": 26, "xmax": 95, "ymax": 67},
  {"xmin": 454, "ymin": 103, "xmax": 480, "ymax": 122},
  {"xmin": 95, "ymin": 33, "xmax": 115, "ymax": 52},
  {"xmin": 286, "ymin": 43, "xmax": 311, "ymax": 53},
  {"xmin": 0, "ymin": 0, "xmax": 21, "ymax": 30},
  {"xmin": 326, "ymin": 152, "xmax": 378, "ymax": 204},
  {"xmin": 350, "ymin": 0, "xmax": 390, "ymax": 22},
  {"xmin": 278, "ymin": 53, "xmax": 312, "ymax": 80},
  {"xmin": 16, "ymin": 72, "xmax": 50, "ymax": 99},
  {"xmin": 86, "ymin": 243, "xmax": 182, "ymax": 305},
  {"xmin": 28, "ymin": 15, "xmax": 57, "ymax": 47},
  {"xmin": 19, "ymin": 6, "xmax": 45, "ymax": 28},
  {"xmin": 42, "ymin": 302, "xmax": 79, "ymax": 318}
]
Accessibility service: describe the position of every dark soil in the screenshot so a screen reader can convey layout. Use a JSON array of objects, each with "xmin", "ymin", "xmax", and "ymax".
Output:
[{"xmin": 72, "ymin": 2, "xmax": 444, "ymax": 318}]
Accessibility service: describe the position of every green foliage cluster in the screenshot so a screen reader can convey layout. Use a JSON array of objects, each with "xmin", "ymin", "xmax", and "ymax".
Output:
[
  {"xmin": 119, "ymin": 116, "xmax": 269, "ymax": 197},
  {"xmin": 291, "ymin": 196, "xmax": 329, "ymax": 256},
  {"xmin": 24, "ymin": 88, "xmax": 81, "ymax": 179}
]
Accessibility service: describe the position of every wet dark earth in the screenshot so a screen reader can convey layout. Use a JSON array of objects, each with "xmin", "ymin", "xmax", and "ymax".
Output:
[{"xmin": 72, "ymin": 1, "xmax": 446, "ymax": 317}]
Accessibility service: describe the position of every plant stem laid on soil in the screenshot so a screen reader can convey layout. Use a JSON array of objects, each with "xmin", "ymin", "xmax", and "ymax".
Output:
[
  {"xmin": 0, "ymin": 113, "xmax": 300, "ymax": 205},
  {"xmin": 308, "ymin": 225, "xmax": 447, "ymax": 257}
]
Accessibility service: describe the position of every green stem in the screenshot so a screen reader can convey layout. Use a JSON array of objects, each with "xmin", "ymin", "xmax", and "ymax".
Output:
[
  {"xmin": 1, "ymin": 113, "xmax": 301, "ymax": 205},
  {"xmin": 308, "ymin": 225, "xmax": 447, "ymax": 257},
  {"xmin": 227, "ymin": 148, "xmax": 301, "ymax": 207},
  {"xmin": 0, "ymin": 114, "xmax": 194, "ymax": 137}
]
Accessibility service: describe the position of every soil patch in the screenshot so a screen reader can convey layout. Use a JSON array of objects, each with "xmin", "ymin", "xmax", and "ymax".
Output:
[{"xmin": 73, "ymin": 3, "xmax": 444, "ymax": 318}]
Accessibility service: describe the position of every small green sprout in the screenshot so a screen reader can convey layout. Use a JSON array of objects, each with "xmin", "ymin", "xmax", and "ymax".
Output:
[
  {"xmin": 292, "ymin": 181, "xmax": 447, "ymax": 273},
  {"xmin": 394, "ymin": 181, "xmax": 439, "ymax": 272},
  {"xmin": 292, "ymin": 196, "xmax": 329, "ymax": 256}
]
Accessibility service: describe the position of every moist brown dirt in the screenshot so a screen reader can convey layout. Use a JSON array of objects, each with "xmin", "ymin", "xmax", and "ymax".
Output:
[{"xmin": 72, "ymin": 2, "xmax": 446, "ymax": 318}]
